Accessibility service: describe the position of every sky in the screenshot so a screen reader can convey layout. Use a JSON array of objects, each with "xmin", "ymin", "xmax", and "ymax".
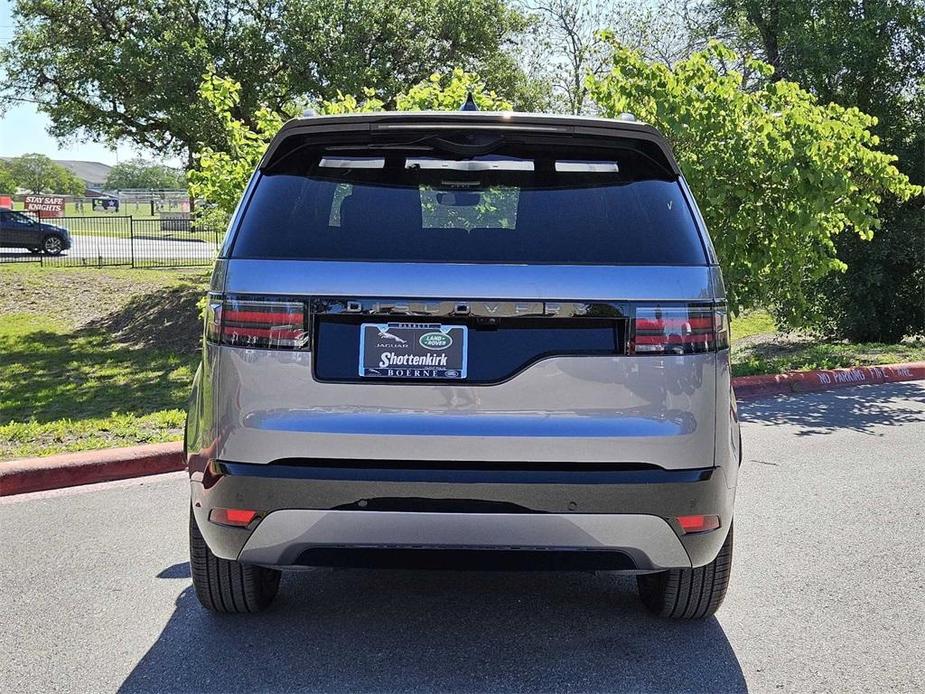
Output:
[{"xmin": 0, "ymin": 0, "xmax": 154, "ymax": 165}]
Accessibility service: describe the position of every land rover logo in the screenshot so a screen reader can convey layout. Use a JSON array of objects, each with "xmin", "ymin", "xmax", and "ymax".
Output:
[{"xmin": 419, "ymin": 332, "xmax": 453, "ymax": 350}]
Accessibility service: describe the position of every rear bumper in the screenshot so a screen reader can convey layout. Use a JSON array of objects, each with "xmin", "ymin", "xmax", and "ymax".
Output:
[{"xmin": 191, "ymin": 461, "xmax": 734, "ymax": 571}]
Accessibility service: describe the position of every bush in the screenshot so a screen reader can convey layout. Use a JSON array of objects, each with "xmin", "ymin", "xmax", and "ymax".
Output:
[{"xmin": 587, "ymin": 40, "xmax": 922, "ymax": 326}]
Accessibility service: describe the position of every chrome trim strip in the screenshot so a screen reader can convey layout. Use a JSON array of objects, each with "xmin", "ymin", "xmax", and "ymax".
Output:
[{"xmin": 314, "ymin": 298, "xmax": 622, "ymax": 318}]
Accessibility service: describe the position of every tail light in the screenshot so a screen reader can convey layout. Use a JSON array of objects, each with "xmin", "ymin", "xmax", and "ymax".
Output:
[
  {"xmin": 205, "ymin": 294, "xmax": 309, "ymax": 350},
  {"xmin": 629, "ymin": 304, "xmax": 728, "ymax": 355}
]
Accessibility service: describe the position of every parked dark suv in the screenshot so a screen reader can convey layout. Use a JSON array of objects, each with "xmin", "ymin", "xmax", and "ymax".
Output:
[
  {"xmin": 186, "ymin": 110, "xmax": 741, "ymax": 618},
  {"xmin": 0, "ymin": 210, "xmax": 71, "ymax": 255}
]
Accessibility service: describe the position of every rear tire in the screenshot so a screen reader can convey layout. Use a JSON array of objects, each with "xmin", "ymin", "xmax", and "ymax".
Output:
[
  {"xmin": 636, "ymin": 524, "xmax": 733, "ymax": 619},
  {"xmin": 189, "ymin": 509, "xmax": 280, "ymax": 613}
]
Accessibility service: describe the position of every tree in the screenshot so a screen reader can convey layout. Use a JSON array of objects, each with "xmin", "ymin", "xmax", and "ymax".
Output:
[
  {"xmin": 0, "ymin": 161, "xmax": 18, "ymax": 194},
  {"xmin": 8, "ymin": 154, "xmax": 84, "ymax": 195},
  {"xmin": 707, "ymin": 0, "xmax": 925, "ymax": 340},
  {"xmin": 0, "ymin": 0, "xmax": 538, "ymax": 167},
  {"xmin": 55, "ymin": 168, "xmax": 86, "ymax": 197},
  {"xmin": 104, "ymin": 159, "xmax": 185, "ymax": 190},
  {"xmin": 188, "ymin": 69, "xmax": 512, "ymax": 225},
  {"xmin": 587, "ymin": 40, "xmax": 921, "ymax": 324},
  {"xmin": 521, "ymin": 0, "xmax": 700, "ymax": 114}
]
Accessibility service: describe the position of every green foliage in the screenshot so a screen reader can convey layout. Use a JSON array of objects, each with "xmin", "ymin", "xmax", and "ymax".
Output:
[
  {"xmin": 189, "ymin": 69, "xmax": 510, "ymax": 224},
  {"xmin": 395, "ymin": 69, "xmax": 512, "ymax": 111},
  {"xmin": 1, "ymin": 0, "xmax": 535, "ymax": 163},
  {"xmin": 710, "ymin": 0, "xmax": 925, "ymax": 120},
  {"xmin": 8, "ymin": 154, "xmax": 84, "ymax": 195},
  {"xmin": 104, "ymin": 159, "xmax": 185, "ymax": 191},
  {"xmin": 187, "ymin": 73, "xmax": 287, "ymax": 226},
  {"xmin": 587, "ymin": 39, "xmax": 922, "ymax": 325},
  {"xmin": 0, "ymin": 161, "xmax": 17, "ymax": 194},
  {"xmin": 709, "ymin": 0, "xmax": 925, "ymax": 342}
]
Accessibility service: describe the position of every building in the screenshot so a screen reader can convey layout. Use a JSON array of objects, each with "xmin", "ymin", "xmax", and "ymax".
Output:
[
  {"xmin": 53, "ymin": 160, "xmax": 113, "ymax": 192},
  {"xmin": 0, "ymin": 157, "xmax": 113, "ymax": 196}
]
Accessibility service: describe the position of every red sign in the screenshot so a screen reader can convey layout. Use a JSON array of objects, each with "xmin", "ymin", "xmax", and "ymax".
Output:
[{"xmin": 24, "ymin": 195, "xmax": 65, "ymax": 217}]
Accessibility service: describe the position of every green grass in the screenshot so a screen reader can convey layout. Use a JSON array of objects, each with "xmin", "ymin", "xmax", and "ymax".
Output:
[
  {"xmin": 0, "ymin": 267, "xmax": 207, "ymax": 460},
  {"xmin": 731, "ymin": 340, "xmax": 925, "ymax": 377},
  {"xmin": 731, "ymin": 309, "xmax": 777, "ymax": 341},
  {"xmin": 0, "ymin": 312, "xmax": 197, "ymax": 459},
  {"xmin": 729, "ymin": 308, "xmax": 924, "ymax": 376}
]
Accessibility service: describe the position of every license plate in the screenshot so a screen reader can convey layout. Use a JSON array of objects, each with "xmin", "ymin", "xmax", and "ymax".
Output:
[{"xmin": 359, "ymin": 323, "xmax": 467, "ymax": 379}]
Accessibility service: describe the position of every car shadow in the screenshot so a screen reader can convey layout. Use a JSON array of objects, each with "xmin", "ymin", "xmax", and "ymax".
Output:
[
  {"xmin": 120, "ymin": 564, "xmax": 746, "ymax": 693},
  {"xmin": 739, "ymin": 380, "xmax": 925, "ymax": 436}
]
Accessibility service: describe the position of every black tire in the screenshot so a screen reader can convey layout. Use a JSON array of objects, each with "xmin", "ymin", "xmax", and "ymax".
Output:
[
  {"xmin": 42, "ymin": 235, "xmax": 65, "ymax": 255},
  {"xmin": 637, "ymin": 524, "xmax": 733, "ymax": 619},
  {"xmin": 189, "ymin": 509, "xmax": 281, "ymax": 613}
]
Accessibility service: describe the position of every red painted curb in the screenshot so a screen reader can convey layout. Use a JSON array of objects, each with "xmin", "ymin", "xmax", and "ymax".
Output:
[
  {"xmin": 732, "ymin": 361, "xmax": 925, "ymax": 400},
  {"xmin": 0, "ymin": 441, "xmax": 184, "ymax": 497}
]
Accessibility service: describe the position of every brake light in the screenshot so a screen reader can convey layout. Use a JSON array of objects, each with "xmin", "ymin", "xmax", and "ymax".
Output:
[
  {"xmin": 205, "ymin": 295, "xmax": 309, "ymax": 350},
  {"xmin": 630, "ymin": 304, "xmax": 728, "ymax": 355}
]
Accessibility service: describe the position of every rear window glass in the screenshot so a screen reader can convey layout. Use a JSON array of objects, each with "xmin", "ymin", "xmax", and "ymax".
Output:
[{"xmin": 231, "ymin": 143, "xmax": 706, "ymax": 265}]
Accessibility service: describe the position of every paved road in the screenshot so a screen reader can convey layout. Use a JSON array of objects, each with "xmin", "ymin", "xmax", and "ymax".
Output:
[
  {"xmin": 1, "ymin": 234, "xmax": 217, "ymax": 262},
  {"xmin": 69, "ymin": 234, "xmax": 218, "ymax": 261},
  {"xmin": 2, "ymin": 382, "xmax": 924, "ymax": 693}
]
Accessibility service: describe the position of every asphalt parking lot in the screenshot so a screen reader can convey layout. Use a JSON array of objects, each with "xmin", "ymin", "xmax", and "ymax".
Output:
[{"xmin": 2, "ymin": 381, "xmax": 923, "ymax": 693}]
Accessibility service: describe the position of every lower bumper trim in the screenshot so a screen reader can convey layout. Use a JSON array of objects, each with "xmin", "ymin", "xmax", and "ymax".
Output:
[
  {"xmin": 237, "ymin": 510, "xmax": 692, "ymax": 570},
  {"xmin": 293, "ymin": 547, "xmax": 638, "ymax": 571}
]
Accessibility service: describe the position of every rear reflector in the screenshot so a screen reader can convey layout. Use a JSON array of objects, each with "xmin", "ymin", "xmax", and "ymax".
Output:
[
  {"xmin": 676, "ymin": 514, "xmax": 721, "ymax": 534},
  {"xmin": 206, "ymin": 295, "xmax": 309, "ymax": 350},
  {"xmin": 210, "ymin": 508, "xmax": 259, "ymax": 527},
  {"xmin": 630, "ymin": 304, "xmax": 728, "ymax": 355}
]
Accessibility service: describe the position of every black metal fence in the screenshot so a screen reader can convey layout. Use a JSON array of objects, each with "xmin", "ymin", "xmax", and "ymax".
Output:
[{"xmin": 0, "ymin": 215, "xmax": 224, "ymax": 268}]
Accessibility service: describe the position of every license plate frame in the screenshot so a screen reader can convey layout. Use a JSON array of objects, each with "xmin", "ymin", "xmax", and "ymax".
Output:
[{"xmin": 358, "ymin": 323, "xmax": 468, "ymax": 380}]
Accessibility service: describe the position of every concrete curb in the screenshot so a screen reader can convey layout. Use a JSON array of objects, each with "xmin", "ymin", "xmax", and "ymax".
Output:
[
  {"xmin": 732, "ymin": 361, "xmax": 925, "ymax": 400},
  {"xmin": 0, "ymin": 442, "xmax": 184, "ymax": 497},
  {"xmin": 1, "ymin": 361, "xmax": 923, "ymax": 497}
]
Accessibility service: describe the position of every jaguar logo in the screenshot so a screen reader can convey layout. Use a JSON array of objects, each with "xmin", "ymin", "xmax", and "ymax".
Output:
[
  {"xmin": 377, "ymin": 328, "xmax": 407, "ymax": 344},
  {"xmin": 419, "ymin": 332, "xmax": 453, "ymax": 350}
]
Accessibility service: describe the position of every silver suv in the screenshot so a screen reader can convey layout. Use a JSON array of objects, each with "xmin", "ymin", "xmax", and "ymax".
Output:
[{"xmin": 185, "ymin": 110, "xmax": 741, "ymax": 618}]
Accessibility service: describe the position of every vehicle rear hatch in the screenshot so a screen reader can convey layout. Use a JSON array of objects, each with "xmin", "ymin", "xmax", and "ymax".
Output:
[{"xmin": 209, "ymin": 113, "xmax": 724, "ymax": 469}]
